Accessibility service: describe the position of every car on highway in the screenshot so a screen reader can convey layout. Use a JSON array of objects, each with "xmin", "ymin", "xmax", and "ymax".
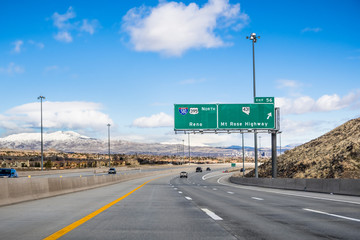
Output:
[
  {"xmin": 195, "ymin": 167, "xmax": 202, "ymax": 172},
  {"xmin": 0, "ymin": 168, "xmax": 19, "ymax": 178},
  {"xmin": 108, "ymin": 168, "xmax": 116, "ymax": 174},
  {"xmin": 180, "ymin": 171, "xmax": 188, "ymax": 178},
  {"xmin": 206, "ymin": 167, "xmax": 211, "ymax": 171}
]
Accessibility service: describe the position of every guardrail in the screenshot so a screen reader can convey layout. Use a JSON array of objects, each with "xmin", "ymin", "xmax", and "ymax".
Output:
[{"xmin": 229, "ymin": 177, "xmax": 360, "ymax": 196}]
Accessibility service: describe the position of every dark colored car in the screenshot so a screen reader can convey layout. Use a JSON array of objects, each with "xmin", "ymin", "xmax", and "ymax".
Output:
[
  {"xmin": 195, "ymin": 167, "xmax": 202, "ymax": 172},
  {"xmin": 0, "ymin": 168, "xmax": 19, "ymax": 178},
  {"xmin": 206, "ymin": 167, "xmax": 211, "ymax": 171},
  {"xmin": 108, "ymin": 168, "xmax": 116, "ymax": 174},
  {"xmin": 180, "ymin": 171, "xmax": 188, "ymax": 178}
]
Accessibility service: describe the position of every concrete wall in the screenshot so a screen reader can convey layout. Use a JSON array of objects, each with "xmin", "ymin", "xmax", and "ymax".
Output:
[
  {"xmin": 0, "ymin": 170, "xmax": 176, "ymax": 207},
  {"xmin": 230, "ymin": 177, "xmax": 360, "ymax": 196}
]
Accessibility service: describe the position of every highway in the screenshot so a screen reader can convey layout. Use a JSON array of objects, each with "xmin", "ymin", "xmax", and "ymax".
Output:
[{"xmin": 0, "ymin": 168, "xmax": 359, "ymax": 239}]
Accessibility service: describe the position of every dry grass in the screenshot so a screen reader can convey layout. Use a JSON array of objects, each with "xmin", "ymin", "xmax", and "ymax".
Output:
[{"xmin": 246, "ymin": 118, "xmax": 360, "ymax": 179}]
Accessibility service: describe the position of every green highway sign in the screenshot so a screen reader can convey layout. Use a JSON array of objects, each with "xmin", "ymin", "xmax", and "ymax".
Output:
[
  {"xmin": 254, "ymin": 97, "xmax": 274, "ymax": 104},
  {"xmin": 218, "ymin": 103, "xmax": 275, "ymax": 129},
  {"xmin": 174, "ymin": 100, "xmax": 275, "ymax": 131},
  {"xmin": 174, "ymin": 104, "xmax": 217, "ymax": 130}
]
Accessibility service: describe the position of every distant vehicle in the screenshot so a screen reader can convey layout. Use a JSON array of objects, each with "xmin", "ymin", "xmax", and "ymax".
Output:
[
  {"xmin": 180, "ymin": 171, "xmax": 188, "ymax": 178},
  {"xmin": 206, "ymin": 167, "xmax": 211, "ymax": 171},
  {"xmin": 196, "ymin": 167, "xmax": 202, "ymax": 172},
  {"xmin": 240, "ymin": 168, "xmax": 245, "ymax": 172},
  {"xmin": 108, "ymin": 168, "xmax": 116, "ymax": 174},
  {"xmin": 0, "ymin": 168, "xmax": 18, "ymax": 178}
]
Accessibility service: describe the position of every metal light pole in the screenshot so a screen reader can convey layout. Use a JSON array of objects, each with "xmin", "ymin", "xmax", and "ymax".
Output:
[
  {"xmin": 259, "ymin": 135, "xmax": 262, "ymax": 158},
  {"xmin": 182, "ymin": 140, "xmax": 185, "ymax": 165},
  {"xmin": 38, "ymin": 96, "xmax": 45, "ymax": 171},
  {"xmin": 247, "ymin": 33, "xmax": 260, "ymax": 178},
  {"xmin": 188, "ymin": 133, "xmax": 191, "ymax": 165},
  {"xmin": 242, "ymin": 132, "xmax": 245, "ymax": 177},
  {"xmin": 279, "ymin": 131, "xmax": 282, "ymax": 155},
  {"xmin": 107, "ymin": 124, "xmax": 111, "ymax": 168}
]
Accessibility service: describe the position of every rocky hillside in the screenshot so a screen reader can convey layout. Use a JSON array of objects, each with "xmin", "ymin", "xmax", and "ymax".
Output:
[{"xmin": 247, "ymin": 117, "xmax": 360, "ymax": 178}]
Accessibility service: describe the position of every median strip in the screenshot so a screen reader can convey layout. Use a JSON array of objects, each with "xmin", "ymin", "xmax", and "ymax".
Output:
[{"xmin": 43, "ymin": 178, "xmax": 157, "ymax": 240}]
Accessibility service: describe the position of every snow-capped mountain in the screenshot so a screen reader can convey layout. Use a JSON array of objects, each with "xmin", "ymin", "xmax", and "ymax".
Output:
[
  {"xmin": 0, "ymin": 131, "xmax": 92, "ymax": 142},
  {"xmin": 0, "ymin": 131, "xmax": 293, "ymax": 157}
]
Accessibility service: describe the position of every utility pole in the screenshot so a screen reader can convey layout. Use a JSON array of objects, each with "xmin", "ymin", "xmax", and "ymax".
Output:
[{"xmin": 38, "ymin": 96, "xmax": 45, "ymax": 171}]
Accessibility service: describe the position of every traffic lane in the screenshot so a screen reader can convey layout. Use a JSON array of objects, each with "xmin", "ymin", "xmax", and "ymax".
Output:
[
  {"xmin": 20, "ymin": 166, "xmax": 203, "ymax": 178},
  {"xmin": 214, "ymin": 175, "xmax": 360, "ymax": 220},
  {"xmin": 172, "ymin": 173, "xmax": 360, "ymax": 240},
  {"xmin": 59, "ymin": 175, "xmax": 237, "ymax": 240},
  {"xmin": 0, "ymin": 174, "xmax": 171, "ymax": 239}
]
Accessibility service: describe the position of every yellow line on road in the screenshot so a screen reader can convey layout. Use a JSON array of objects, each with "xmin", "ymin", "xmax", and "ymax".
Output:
[{"xmin": 43, "ymin": 178, "xmax": 157, "ymax": 240}]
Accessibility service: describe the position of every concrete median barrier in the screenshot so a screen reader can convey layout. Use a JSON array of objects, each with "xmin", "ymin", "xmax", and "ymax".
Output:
[
  {"xmin": 0, "ymin": 168, "xmax": 182, "ymax": 207},
  {"xmin": 230, "ymin": 177, "xmax": 360, "ymax": 196}
]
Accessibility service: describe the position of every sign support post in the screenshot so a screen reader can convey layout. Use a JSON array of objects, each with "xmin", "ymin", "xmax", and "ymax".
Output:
[{"xmin": 271, "ymin": 132, "xmax": 277, "ymax": 178}]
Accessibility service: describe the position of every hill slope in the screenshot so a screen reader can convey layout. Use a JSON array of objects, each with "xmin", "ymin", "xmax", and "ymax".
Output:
[{"xmin": 248, "ymin": 118, "xmax": 360, "ymax": 178}]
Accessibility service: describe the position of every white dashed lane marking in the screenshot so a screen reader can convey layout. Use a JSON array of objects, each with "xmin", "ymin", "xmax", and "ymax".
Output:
[
  {"xmin": 251, "ymin": 197, "xmax": 264, "ymax": 201},
  {"xmin": 185, "ymin": 196, "xmax": 192, "ymax": 200},
  {"xmin": 201, "ymin": 208, "xmax": 223, "ymax": 220}
]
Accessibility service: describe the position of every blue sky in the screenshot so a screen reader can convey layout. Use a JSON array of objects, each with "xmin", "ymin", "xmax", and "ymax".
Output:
[{"xmin": 0, "ymin": 0, "xmax": 359, "ymax": 147}]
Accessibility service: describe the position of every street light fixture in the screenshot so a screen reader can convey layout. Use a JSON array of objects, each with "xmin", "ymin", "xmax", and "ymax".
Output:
[
  {"xmin": 247, "ymin": 32, "xmax": 260, "ymax": 178},
  {"xmin": 107, "ymin": 123, "xmax": 111, "ymax": 168},
  {"xmin": 38, "ymin": 96, "xmax": 45, "ymax": 171}
]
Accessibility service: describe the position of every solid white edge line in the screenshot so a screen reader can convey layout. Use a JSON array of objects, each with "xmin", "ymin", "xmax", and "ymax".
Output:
[
  {"xmin": 217, "ymin": 175, "xmax": 360, "ymax": 205},
  {"xmin": 303, "ymin": 208, "xmax": 360, "ymax": 222},
  {"xmin": 202, "ymin": 172, "xmax": 231, "ymax": 180},
  {"xmin": 185, "ymin": 196, "xmax": 192, "ymax": 200},
  {"xmin": 201, "ymin": 208, "xmax": 223, "ymax": 220}
]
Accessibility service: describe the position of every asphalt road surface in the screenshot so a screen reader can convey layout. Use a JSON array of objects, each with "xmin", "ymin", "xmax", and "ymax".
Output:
[{"xmin": 0, "ymin": 168, "xmax": 359, "ymax": 240}]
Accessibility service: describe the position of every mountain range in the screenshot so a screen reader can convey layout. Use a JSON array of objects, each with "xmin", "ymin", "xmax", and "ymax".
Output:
[{"xmin": 0, "ymin": 131, "xmax": 294, "ymax": 157}]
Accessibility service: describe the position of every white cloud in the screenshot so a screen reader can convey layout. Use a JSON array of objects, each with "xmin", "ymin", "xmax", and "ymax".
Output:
[
  {"xmin": 80, "ymin": 19, "xmax": 99, "ymax": 35},
  {"xmin": 302, "ymin": 27, "xmax": 322, "ymax": 33},
  {"xmin": 0, "ymin": 62, "xmax": 24, "ymax": 75},
  {"xmin": 0, "ymin": 101, "xmax": 113, "ymax": 134},
  {"xmin": 51, "ymin": 6, "xmax": 99, "ymax": 42},
  {"xmin": 276, "ymin": 90, "xmax": 360, "ymax": 115},
  {"xmin": 52, "ymin": 6, "xmax": 76, "ymax": 29},
  {"xmin": 277, "ymin": 79, "xmax": 302, "ymax": 89},
  {"xmin": 28, "ymin": 40, "xmax": 44, "ymax": 49},
  {"xmin": 44, "ymin": 65, "xmax": 59, "ymax": 73},
  {"xmin": 132, "ymin": 112, "xmax": 173, "ymax": 128},
  {"xmin": 122, "ymin": 0, "xmax": 248, "ymax": 56},
  {"xmin": 54, "ymin": 31, "xmax": 73, "ymax": 42},
  {"xmin": 12, "ymin": 40, "xmax": 23, "ymax": 53}
]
